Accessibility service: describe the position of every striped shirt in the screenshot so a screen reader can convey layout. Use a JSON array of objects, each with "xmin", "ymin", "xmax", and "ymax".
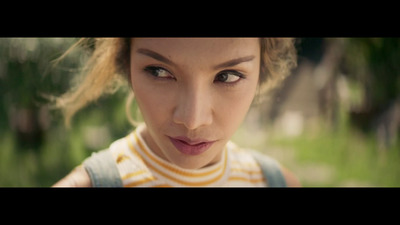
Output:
[{"xmin": 109, "ymin": 124, "xmax": 267, "ymax": 187}]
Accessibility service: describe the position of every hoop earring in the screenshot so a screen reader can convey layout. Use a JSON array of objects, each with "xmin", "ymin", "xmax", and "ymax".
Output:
[{"xmin": 125, "ymin": 92, "xmax": 141, "ymax": 127}]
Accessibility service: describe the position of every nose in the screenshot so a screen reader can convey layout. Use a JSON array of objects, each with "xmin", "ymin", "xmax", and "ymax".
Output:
[{"xmin": 172, "ymin": 85, "xmax": 213, "ymax": 130}]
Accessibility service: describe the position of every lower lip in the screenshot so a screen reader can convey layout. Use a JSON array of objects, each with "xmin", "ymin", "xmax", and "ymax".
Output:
[{"xmin": 168, "ymin": 137, "xmax": 215, "ymax": 156}]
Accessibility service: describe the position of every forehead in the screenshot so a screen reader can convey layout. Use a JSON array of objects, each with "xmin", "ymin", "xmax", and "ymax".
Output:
[{"xmin": 132, "ymin": 38, "xmax": 260, "ymax": 59}]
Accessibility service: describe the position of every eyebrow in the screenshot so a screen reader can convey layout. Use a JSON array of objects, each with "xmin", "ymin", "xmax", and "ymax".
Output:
[
  {"xmin": 137, "ymin": 48, "xmax": 176, "ymax": 66},
  {"xmin": 137, "ymin": 48, "xmax": 255, "ymax": 70},
  {"xmin": 213, "ymin": 55, "xmax": 255, "ymax": 70}
]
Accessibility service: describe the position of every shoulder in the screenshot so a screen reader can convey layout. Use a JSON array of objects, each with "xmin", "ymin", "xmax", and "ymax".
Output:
[
  {"xmin": 52, "ymin": 136, "xmax": 128, "ymax": 188},
  {"xmin": 53, "ymin": 132, "xmax": 137, "ymax": 188},
  {"xmin": 242, "ymin": 147, "xmax": 301, "ymax": 187},
  {"xmin": 280, "ymin": 165, "xmax": 301, "ymax": 187},
  {"xmin": 53, "ymin": 147, "xmax": 123, "ymax": 187},
  {"xmin": 52, "ymin": 165, "xmax": 92, "ymax": 187}
]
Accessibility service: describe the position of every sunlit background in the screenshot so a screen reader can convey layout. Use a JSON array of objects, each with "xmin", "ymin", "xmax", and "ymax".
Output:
[{"xmin": 1, "ymin": 38, "xmax": 399, "ymax": 187}]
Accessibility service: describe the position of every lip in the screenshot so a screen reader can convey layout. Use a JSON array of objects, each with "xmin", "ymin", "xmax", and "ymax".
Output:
[{"xmin": 168, "ymin": 136, "xmax": 216, "ymax": 156}]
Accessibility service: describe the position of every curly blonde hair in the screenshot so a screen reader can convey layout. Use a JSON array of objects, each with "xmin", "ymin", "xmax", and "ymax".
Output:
[{"xmin": 51, "ymin": 38, "xmax": 297, "ymax": 127}]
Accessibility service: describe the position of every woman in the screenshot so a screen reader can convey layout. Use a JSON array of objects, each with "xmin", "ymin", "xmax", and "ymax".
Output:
[{"xmin": 53, "ymin": 38, "xmax": 300, "ymax": 187}]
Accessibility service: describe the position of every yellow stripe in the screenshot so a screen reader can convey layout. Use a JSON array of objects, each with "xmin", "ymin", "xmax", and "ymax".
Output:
[
  {"xmin": 152, "ymin": 184, "xmax": 172, "ymax": 187},
  {"xmin": 124, "ymin": 176, "xmax": 156, "ymax": 187},
  {"xmin": 231, "ymin": 161, "xmax": 260, "ymax": 169},
  {"xmin": 134, "ymin": 132, "xmax": 225, "ymax": 178},
  {"xmin": 121, "ymin": 170, "xmax": 149, "ymax": 180},
  {"xmin": 116, "ymin": 153, "xmax": 130, "ymax": 164},
  {"xmin": 128, "ymin": 137, "xmax": 228, "ymax": 186},
  {"xmin": 230, "ymin": 167, "xmax": 263, "ymax": 175},
  {"xmin": 126, "ymin": 134, "xmax": 144, "ymax": 160},
  {"xmin": 124, "ymin": 134, "xmax": 157, "ymax": 187},
  {"xmin": 228, "ymin": 176, "xmax": 265, "ymax": 184},
  {"xmin": 145, "ymin": 151, "xmax": 228, "ymax": 186}
]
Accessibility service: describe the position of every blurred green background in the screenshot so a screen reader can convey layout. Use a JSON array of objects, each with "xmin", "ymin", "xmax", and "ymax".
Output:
[{"xmin": 0, "ymin": 38, "xmax": 399, "ymax": 187}]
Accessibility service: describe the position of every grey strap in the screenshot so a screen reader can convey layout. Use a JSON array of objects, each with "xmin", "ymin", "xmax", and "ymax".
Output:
[
  {"xmin": 83, "ymin": 149, "xmax": 123, "ymax": 187},
  {"xmin": 250, "ymin": 150, "xmax": 287, "ymax": 187}
]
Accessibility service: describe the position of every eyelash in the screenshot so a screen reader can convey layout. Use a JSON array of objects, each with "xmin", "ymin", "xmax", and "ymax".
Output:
[
  {"xmin": 214, "ymin": 70, "xmax": 246, "ymax": 86},
  {"xmin": 144, "ymin": 66, "xmax": 175, "ymax": 80},
  {"xmin": 143, "ymin": 66, "xmax": 246, "ymax": 86}
]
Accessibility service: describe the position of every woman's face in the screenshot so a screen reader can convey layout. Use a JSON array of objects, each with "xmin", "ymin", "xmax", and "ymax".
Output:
[{"xmin": 130, "ymin": 38, "xmax": 260, "ymax": 169}]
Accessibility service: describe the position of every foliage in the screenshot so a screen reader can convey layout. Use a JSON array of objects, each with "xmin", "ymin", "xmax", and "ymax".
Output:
[
  {"xmin": 343, "ymin": 38, "xmax": 400, "ymax": 110},
  {"xmin": 0, "ymin": 38, "xmax": 399, "ymax": 187},
  {"xmin": 0, "ymin": 38, "xmax": 134, "ymax": 186}
]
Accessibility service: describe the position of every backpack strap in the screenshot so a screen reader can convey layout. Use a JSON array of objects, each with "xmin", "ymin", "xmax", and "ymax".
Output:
[
  {"xmin": 83, "ymin": 149, "xmax": 123, "ymax": 187},
  {"xmin": 250, "ymin": 150, "xmax": 287, "ymax": 187}
]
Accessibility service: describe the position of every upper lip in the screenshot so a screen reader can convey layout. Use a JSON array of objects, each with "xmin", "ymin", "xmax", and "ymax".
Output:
[{"xmin": 169, "ymin": 136, "xmax": 215, "ymax": 145}]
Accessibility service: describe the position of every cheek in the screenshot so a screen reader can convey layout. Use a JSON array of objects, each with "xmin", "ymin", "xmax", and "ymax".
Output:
[
  {"xmin": 131, "ymin": 78, "xmax": 174, "ymax": 124},
  {"xmin": 214, "ymin": 84, "xmax": 258, "ymax": 132}
]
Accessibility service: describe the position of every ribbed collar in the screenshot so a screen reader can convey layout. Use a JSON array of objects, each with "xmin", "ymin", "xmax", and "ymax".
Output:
[{"xmin": 131, "ymin": 123, "xmax": 230, "ymax": 187}]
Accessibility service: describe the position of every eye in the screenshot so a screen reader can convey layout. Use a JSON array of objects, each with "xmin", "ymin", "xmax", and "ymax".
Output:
[
  {"xmin": 144, "ymin": 66, "xmax": 174, "ymax": 79},
  {"xmin": 214, "ymin": 70, "xmax": 244, "ymax": 83}
]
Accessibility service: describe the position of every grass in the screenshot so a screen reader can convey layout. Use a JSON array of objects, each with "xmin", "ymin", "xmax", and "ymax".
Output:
[
  {"xmin": 231, "ymin": 104, "xmax": 400, "ymax": 187},
  {"xmin": 263, "ymin": 120, "xmax": 400, "ymax": 187}
]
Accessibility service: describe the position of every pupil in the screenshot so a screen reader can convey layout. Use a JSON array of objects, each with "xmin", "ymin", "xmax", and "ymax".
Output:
[
  {"xmin": 150, "ymin": 68, "xmax": 163, "ymax": 77},
  {"xmin": 218, "ymin": 73, "xmax": 228, "ymax": 82}
]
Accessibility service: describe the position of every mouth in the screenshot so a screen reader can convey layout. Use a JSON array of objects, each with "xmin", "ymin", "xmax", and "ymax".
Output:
[{"xmin": 168, "ymin": 136, "xmax": 216, "ymax": 156}]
